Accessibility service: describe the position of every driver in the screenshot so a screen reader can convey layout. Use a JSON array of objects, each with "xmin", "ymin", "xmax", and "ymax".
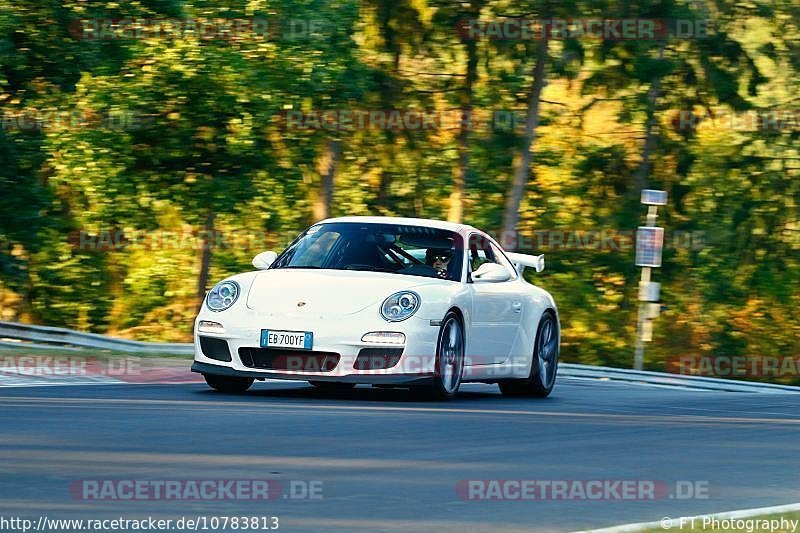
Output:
[{"xmin": 425, "ymin": 248, "xmax": 452, "ymax": 278}]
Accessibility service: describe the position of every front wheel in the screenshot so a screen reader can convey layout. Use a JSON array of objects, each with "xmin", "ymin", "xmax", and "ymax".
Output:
[
  {"xmin": 414, "ymin": 311, "xmax": 465, "ymax": 400},
  {"xmin": 203, "ymin": 374, "xmax": 254, "ymax": 393},
  {"xmin": 499, "ymin": 311, "xmax": 559, "ymax": 398}
]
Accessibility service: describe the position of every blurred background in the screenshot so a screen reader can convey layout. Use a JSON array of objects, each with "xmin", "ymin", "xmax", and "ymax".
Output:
[{"xmin": 0, "ymin": 0, "xmax": 797, "ymax": 374}]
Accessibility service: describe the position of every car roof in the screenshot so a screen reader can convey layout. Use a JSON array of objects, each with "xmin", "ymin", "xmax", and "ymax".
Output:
[{"xmin": 318, "ymin": 216, "xmax": 479, "ymax": 235}]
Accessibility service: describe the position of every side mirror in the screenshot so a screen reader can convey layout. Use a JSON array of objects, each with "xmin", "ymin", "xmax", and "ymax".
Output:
[
  {"xmin": 472, "ymin": 262, "xmax": 512, "ymax": 283},
  {"xmin": 252, "ymin": 251, "xmax": 278, "ymax": 270}
]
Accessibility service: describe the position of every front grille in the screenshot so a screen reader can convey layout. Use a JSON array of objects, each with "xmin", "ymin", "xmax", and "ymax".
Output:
[
  {"xmin": 238, "ymin": 347, "xmax": 340, "ymax": 372},
  {"xmin": 353, "ymin": 348, "xmax": 403, "ymax": 370},
  {"xmin": 199, "ymin": 336, "xmax": 232, "ymax": 362}
]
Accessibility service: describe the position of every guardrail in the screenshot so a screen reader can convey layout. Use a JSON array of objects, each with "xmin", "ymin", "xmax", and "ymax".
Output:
[
  {"xmin": 559, "ymin": 363, "xmax": 799, "ymax": 394},
  {"xmin": 0, "ymin": 321, "xmax": 193, "ymax": 355},
  {"xmin": 0, "ymin": 321, "xmax": 797, "ymax": 393}
]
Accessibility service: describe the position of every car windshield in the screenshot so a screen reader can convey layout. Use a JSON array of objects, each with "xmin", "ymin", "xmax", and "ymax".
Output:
[{"xmin": 271, "ymin": 222, "xmax": 463, "ymax": 281}]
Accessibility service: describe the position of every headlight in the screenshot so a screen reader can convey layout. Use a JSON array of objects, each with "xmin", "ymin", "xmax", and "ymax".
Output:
[
  {"xmin": 206, "ymin": 280, "xmax": 240, "ymax": 312},
  {"xmin": 380, "ymin": 291, "xmax": 420, "ymax": 322}
]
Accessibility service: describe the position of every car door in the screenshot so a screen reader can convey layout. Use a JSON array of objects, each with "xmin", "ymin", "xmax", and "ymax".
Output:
[{"xmin": 466, "ymin": 234, "xmax": 523, "ymax": 365}]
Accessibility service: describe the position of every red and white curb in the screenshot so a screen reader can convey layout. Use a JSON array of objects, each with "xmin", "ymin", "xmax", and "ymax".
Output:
[{"xmin": 0, "ymin": 360, "xmax": 202, "ymax": 387}]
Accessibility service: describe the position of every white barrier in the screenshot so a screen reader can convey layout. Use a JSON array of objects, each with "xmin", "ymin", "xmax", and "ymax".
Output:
[{"xmin": 559, "ymin": 363, "xmax": 800, "ymax": 394}]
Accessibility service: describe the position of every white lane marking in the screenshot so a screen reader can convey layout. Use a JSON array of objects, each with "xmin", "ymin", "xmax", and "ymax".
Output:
[
  {"xmin": 573, "ymin": 501, "xmax": 800, "ymax": 533},
  {"xmin": 0, "ymin": 375, "xmax": 124, "ymax": 387},
  {"xmin": 563, "ymin": 376, "xmax": 714, "ymax": 392},
  {"xmin": 0, "ymin": 381, "xmax": 131, "ymax": 388}
]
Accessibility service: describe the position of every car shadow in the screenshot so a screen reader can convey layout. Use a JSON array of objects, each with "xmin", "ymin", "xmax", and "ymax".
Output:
[{"xmin": 193, "ymin": 382, "xmax": 508, "ymax": 404}]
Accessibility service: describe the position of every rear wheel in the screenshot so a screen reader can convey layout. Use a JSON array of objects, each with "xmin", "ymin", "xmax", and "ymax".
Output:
[
  {"xmin": 499, "ymin": 311, "xmax": 559, "ymax": 398},
  {"xmin": 203, "ymin": 374, "xmax": 254, "ymax": 393},
  {"xmin": 309, "ymin": 381, "xmax": 356, "ymax": 390},
  {"xmin": 414, "ymin": 311, "xmax": 465, "ymax": 400}
]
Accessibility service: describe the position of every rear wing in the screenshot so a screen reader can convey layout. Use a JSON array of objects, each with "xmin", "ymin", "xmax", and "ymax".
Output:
[{"xmin": 505, "ymin": 252, "xmax": 545, "ymax": 274}]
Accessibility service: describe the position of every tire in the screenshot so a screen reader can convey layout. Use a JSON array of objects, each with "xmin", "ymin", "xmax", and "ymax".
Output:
[
  {"xmin": 203, "ymin": 374, "xmax": 254, "ymax": 393},
  {"xmin": 309, "ymin": 381, "xmax": 356, "ymax": 390},
  {"xmin": 414, "ymin": 311, "xmax": 465, "ymax": 400},
  {"xmin": 499, "ymin": 311, "xmax": 559, "ymax": 398}
]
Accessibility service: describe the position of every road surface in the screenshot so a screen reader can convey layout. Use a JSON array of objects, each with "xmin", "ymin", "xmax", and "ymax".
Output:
[{"xmin": 0, "ymin": 378, "xmax": 798, "ymax": 532}]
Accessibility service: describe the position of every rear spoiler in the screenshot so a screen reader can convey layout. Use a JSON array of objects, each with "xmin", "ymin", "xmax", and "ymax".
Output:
[{"xmin": 505, "ymin": 252, "xmax": 545, "ymax": 274}]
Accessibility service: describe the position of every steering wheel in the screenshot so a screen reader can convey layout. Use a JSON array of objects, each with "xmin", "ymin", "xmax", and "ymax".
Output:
[{"xmin": 399, "ymin": 264, "xmax": 440, "ymax": 278}]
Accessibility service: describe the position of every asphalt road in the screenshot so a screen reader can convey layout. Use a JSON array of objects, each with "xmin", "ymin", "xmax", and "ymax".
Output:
[{"xmin": 0, "ymin": 378, "xmax": 798, "ymax": 532}]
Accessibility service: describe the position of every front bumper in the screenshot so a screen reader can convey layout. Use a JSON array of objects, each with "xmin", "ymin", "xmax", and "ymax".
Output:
[{"xmin": 192, "ymin": 309, "xmax": 440, "ymax": 384}]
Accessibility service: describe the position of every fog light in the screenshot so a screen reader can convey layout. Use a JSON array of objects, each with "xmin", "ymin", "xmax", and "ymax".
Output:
[
  {"xmin": 198, "ymin": 321, "xmax": 225, "ymax": 334},
  {"xmin": 361, "ymin": 332, "xmax": 406, "ymax": 345}
]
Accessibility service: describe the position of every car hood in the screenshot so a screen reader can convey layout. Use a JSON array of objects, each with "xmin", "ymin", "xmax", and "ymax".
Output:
[{"xmin": 245, "ymin": 269, "xmax": 445, "ymax": 317}]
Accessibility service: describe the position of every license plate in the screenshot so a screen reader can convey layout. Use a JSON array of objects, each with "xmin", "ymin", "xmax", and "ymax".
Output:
[{"xmin": 260, "ymin": 329, "xmax": 313, "ymax": 350}]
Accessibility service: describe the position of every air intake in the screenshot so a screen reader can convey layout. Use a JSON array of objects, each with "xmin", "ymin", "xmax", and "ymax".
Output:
[
  {"xmin": 353, "ymin": 348, "xmax": 403, "ymax": 370},
  {"xmin": 199, "ymin": 336, "xmax": 232, "ymax": 362}
]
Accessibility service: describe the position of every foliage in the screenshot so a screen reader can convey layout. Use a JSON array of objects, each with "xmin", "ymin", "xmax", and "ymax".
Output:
[{"xmin": 0, "ymin": 0, "xmax": 797, "ymax": 375}]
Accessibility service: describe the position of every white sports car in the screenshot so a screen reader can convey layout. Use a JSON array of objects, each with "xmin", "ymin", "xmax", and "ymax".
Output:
[{"xmin": 191, "ymin": 216, "xmax": 560, "ymax": 399}]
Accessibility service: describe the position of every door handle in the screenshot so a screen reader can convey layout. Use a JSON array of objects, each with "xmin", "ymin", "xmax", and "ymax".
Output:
[{"xmin": 512, "ymin": 302, "xmax": 522, "ymax": 313}]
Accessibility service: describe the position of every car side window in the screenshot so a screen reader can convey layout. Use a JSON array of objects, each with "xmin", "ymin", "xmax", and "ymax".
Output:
[
  {"xmin": 489, "ymin": 242, "xmax": 517, "ymax": 280},
  {"xmin": 468, "ymin": 234, "xmax": 498, "ymax": 272},
  {"xmin": 467, "ymin": 234, "xmax": 516, "ymax": 281},
  {"xmin": 471, "ymin": 248, "xmax": 493, "ymax": 271}
]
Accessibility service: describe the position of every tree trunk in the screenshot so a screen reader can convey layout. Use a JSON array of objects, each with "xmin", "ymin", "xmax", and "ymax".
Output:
[
  {"xmin": 313, "ymin": 139, "xmax": 341, "ymax": 221},
  {"xmin": 448, "ymin": 8, "xmax": 479, "ymax": 223},
  {"xmin": 372, "ymin": 142, "xmax": 394, "ymax": 214},
  {"xmin": 502, "ymin": 36, "xmax": 549, "ymax": 239},
  {"xmin": 369, "ymin": 0, "xmax": 400, "ymax": 215},
  {"xmin": 196, "ymin": 211, "xmax": 216, "ymax": 310}
]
